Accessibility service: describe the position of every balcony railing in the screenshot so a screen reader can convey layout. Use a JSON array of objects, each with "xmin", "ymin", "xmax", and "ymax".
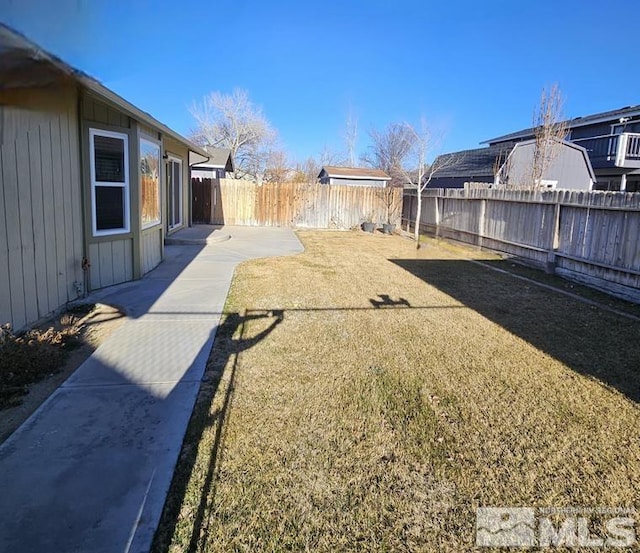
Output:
[{"xmin": 573, "ymin": 133, "xmax": 640, "ymax": 168}]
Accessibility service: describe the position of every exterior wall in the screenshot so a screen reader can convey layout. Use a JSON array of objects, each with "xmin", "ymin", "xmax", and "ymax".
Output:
[
  {"xmin": 328, "ymin": 177, "xmax": 387, "ymax": 187},
  {"xmin": 569, "ymin": 122, "xmax": 611, "ymax": 140},
  {"xmin": 507, "ymin": 143, "xmax": 593, "ymax": 190},
  {"xmin": 163, "ymin": 137, "xmax": 190, "ymax": 235},
  {"xmin": 0, "ymin": 85, "xmax": 84, "ymax": 330},
  {"xmin": 192, "ymin": 166, "xmax": 225, "ymax": 179},
  {"xmin": 88, "ymin": 239, "xmax": 133, "ymax": 289},
  {"xmin": 80, "ymin": 93, "xmax": 139, "ymax": 289},
  {"xmin": 141, "ymin": 228, "xmax": 162, "ymax": 275},
  {"xmin": 81, "ymin": 95, "xmax": 176, "ymax": 284}
]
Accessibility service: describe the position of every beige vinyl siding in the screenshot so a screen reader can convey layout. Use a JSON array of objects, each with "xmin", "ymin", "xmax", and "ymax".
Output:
[
  {"xmin": 81, "ymin": 94, "xmax": 130, "ymax": 128},
  {"xmin": 81, "ymin": 93, "xmax": 138, "ymax": 290},
  {"xmin": 163, "ymin": 138, "xmax": 190, "ymax": 233},
  {"xmin": 141, "ymin": 228, "xmax": 163, "ymax": 275},
  {"xmin": 88, "ymin": 239, "xmax": 134, "ymax": 289},
  {"xmin": 0, "ymin": 86, "xmax": 84, "ymax": 331}
]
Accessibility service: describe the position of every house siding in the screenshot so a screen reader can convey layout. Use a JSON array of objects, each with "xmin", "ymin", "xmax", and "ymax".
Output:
[
  {"xmin": 88, "ymin": 239, "xmax": 134, "ymax": 289},
  {"xmin": 0, "ymin": 86, "xmax": 84, "ymax": 331},
  {"xmin": 328, "ymin": 177, "xmax": 386, "ymax": 187},
  {"xmin": 508, "ymin": 143, "xmax": 593, "ymax": 190},
  {"xmin": 80, "ymin": 93, "xmax": 140, "ymax": 291},
  {"xmin": 141, "ymin": 227, "xmax": 162, "ymax": 275},
  {"xmin": 163, "ymin": 137, "xmax": 191, "ymax": 233}
]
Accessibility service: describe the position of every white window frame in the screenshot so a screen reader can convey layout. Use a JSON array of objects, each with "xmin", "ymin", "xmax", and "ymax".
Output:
[
  {"xmin": 139, "ymin": 136, "xmax": 162, "ymax": 230},
  {"xmin": 89, "ymin": 128, "xmax": 130, "ymax": 237},
  {"xmin": 167, "ymin": 155, "xmax": 183, "ymax": 230}
]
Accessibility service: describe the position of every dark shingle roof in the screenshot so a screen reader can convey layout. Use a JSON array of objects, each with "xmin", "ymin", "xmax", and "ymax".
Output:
[
  {"xmin": 431, "ymin": 145, "xmax": 513, "ymax": 179},
  {"xmin": 484, "ymin": 105, "xmax": 640, "ymax": 145}
]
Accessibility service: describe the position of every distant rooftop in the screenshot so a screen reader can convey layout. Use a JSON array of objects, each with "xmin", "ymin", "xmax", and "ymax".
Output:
[
  {"xmin": 196, "ymin": 147, "xmax": 234, "ymax": 171},
  {"xmin": 484, "ymin": 105, "xmax": 640, "ymax": 145},
  {"xmin": 432, "ymin": 145, "xmax": 513, "ymax": 178}
]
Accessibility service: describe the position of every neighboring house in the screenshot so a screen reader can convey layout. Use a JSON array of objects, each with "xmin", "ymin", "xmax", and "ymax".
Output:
[
  {"xmin": 191, "ymin": 147, "xmax": 235, "ymax": 179},
  {"xmin": 318, "ymin": 166, "xmax": 391, "ymax": 187},
  {"xmin": 0, "ymin": 24, "xmax": 209, "ymax": 331},
  {"xmin": 485, "ymin": 105, "xmax": 640, "ymax": 192},
  {"xmin": 430, "ymin": 139, "xmax": 595, "ymax": 191}
]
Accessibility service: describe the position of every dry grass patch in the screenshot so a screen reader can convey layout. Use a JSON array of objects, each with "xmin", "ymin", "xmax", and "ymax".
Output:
[{"xmin": 154, "ymin": 231, "xmax": 640, "ymax": 552}]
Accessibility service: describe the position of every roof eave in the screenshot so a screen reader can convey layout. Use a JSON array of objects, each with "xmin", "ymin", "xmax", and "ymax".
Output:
[
  {"xmin": 0, "ymin": 23, "xmax": 208, "ymax": 159},
  {"xmin": 80, "ymin": 77, "xmax": 208, "ymax": 158}
]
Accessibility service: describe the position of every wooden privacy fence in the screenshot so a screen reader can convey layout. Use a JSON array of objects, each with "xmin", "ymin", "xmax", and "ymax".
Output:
[
  {"xmin": 192, "ymin": 178, "xmax": 402, "ymax": 229},
  {"xmin": 403, "ymin": 188, "xmax": 640, "ymax": 302}
]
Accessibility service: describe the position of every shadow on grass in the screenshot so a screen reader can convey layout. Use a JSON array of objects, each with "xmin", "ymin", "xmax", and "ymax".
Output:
[
  {"xmin": 391, "ymin": 258, "xmax": 640, "ymax": 404},
  {"xmin": 151, "ymin": 297, "xmax": 471, "ymax": 552},
  {"xmin": 152, "ymin": 309, "xmax": 283, "ymax": 553}
]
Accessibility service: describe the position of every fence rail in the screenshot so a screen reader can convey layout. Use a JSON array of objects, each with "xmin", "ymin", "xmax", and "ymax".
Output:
[
  {"xmin": 192, "ymin": 178, "xmax": 403, "ymax": 230},
  {"xmin": 402, "ymin": 188, "xmax": 640, "ymax": 302}
]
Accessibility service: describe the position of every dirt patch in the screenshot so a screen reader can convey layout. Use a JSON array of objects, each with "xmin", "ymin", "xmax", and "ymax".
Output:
[{"xmin": 0, "ymin": 304, "xmax": 126, "ymax": 444}]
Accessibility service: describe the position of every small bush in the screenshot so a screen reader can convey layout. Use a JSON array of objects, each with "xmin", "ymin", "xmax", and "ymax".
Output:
[{"xmin": 0, "ymin": 312, "xmax": 86, "ymax": 409}]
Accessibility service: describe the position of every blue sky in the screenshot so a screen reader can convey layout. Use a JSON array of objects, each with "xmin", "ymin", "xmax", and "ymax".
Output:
[{"xmin": 3, "ymin": 0, "xmax": 639, "ymax": 163}]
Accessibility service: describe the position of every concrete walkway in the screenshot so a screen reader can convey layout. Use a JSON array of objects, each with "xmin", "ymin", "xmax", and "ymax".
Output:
[{"xmin": 0, "ymin": 226, "xmax": 303, "ymax": 553}]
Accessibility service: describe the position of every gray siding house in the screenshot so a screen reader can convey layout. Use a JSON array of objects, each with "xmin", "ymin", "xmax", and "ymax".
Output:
[
  {"xmin": 485, "ymin": 105, "xmax": 640, "ymax": 192},
  {"xmin": 318, "ymin": 166, "xmax": 391, "ymax": 187},
  {"xmin": 0, "ymin": 24, "xmax": 209, "ymax": 331},
  {"xmin": 430, "ymin": 140, "xmax": 595, "ymax": 191}
]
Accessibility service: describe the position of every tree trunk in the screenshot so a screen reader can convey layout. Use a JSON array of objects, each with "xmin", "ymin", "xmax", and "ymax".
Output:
[{"xmin": 414, "ymin": 191, "xmax": 422, "ymax": 249}]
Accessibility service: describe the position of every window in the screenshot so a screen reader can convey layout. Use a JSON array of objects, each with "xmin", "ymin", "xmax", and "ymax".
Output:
[
  {"xmin": 140, "ymin": 138, "xmax": 161, "ymax": 228},
  {"xmin": 167, "ymin": 157, "xmax": 183, "ymax": 230},
  {"xmin": 90, "ymin": 129, "xmax": 130, "ymax": 236}
]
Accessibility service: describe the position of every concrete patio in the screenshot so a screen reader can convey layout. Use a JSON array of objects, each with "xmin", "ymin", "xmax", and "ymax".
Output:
[{"xmin": 0, "ymin": 226, "xmax": 303, "ymax": 553}]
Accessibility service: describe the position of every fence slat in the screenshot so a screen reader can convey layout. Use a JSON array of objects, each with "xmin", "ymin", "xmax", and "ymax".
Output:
[
  {"xmin": 190, "ymin": 178, "xmax": 403, "ymax": 230},
  {"xmin": 402, "ymin": 188, "xmax": 640, "ymax": 302}
]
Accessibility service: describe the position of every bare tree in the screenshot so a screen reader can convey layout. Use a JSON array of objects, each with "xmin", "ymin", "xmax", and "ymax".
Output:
[
  {"xmin": 362, "ymin": 123, "xmax": 414, "ymax": 187},
  {"xmin": 344, "ymin": 109, "xmax": 358, "ymax": 167},
  {"xmin": 397, "ymin": 119, "xmax": 457, "ymax": 248},
  {"xmin": 291, "ymin": 157, "xmax": 319, "ymax": 184},
  {"xmin": 263, "ymin": 150, "xmax": 291, "ymax": 183},
  {"xmin": 529, "ymin": 83, "xmax": 568, "ymax": 189},
  {"xmin": 190, "ymin": 88, "xmax": 277, "ymax": 181}
]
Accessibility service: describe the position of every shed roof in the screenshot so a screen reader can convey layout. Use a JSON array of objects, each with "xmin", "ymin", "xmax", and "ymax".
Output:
[
  {"xmin": 0, "ymin": 23, "xmax": 209, "ymax": 162},
  {"xmin": 318, "ymin": 166, "xmax": 391, "ymax": 180}
]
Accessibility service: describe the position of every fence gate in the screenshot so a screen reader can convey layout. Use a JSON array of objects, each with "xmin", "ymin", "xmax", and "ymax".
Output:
[
  {"xmin": 211, "ymin": 179, "xmax": 224, "ymax": 225},
  {"xmin": 191, "ymin": 178, "xmax": 211, "ymax": 224}
]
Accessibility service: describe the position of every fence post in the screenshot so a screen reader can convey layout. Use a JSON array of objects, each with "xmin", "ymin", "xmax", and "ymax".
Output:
[
  {"xmin": 435, "ymin": 195, "xmax": 441, "ymax": 239},
  {"xmin": 546, "ymin": 201, "xmax": 561, "ymax": 274},
  {"xmin": 478, "ymin": 198, "xmax": 486, "ymax": 249}
]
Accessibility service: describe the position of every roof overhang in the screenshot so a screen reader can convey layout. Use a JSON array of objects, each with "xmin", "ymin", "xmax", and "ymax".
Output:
[
  {"xmin": 0, "ymin": 23, "xmax": 209, "ymax": 161},
  {"xmin": 483, "ymin": 106, "xmax": 640, "ymax": 145}
]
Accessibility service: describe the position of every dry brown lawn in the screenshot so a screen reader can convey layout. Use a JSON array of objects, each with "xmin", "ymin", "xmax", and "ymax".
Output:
[{"xmin": 154, "ymin": 231, "xmax": 640, "ymax": 552}]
